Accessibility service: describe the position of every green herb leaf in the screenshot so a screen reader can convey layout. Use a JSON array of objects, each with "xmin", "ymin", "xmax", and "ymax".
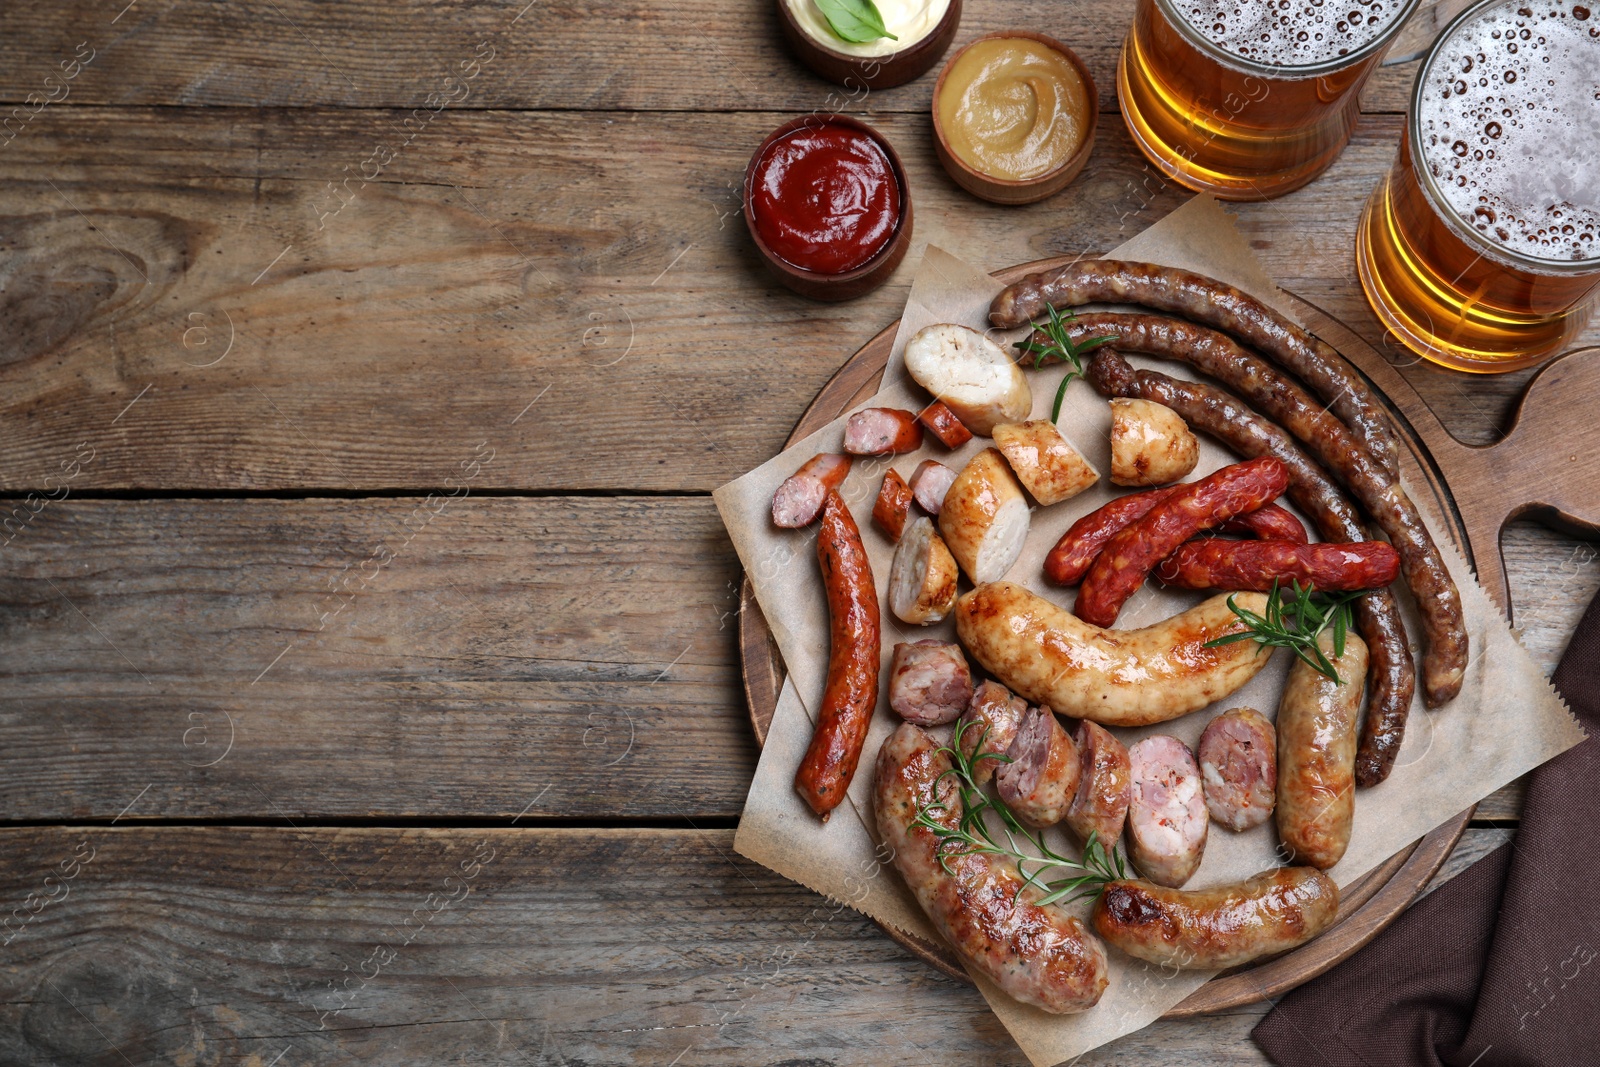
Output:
[
  {"xmin": 1206, "ymin": 579, "xmax": 1365, "ymax": 684},
  {"xmin": 814, "ymin": 0, "xmax": 898, "ymax": 43},
  {"xmin": 1013, "ymin": 304, "xmax": 1117, "ymax": 422}
]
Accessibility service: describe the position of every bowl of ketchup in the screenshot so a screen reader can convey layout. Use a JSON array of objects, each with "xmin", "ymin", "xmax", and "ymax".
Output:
[{"xmin": 744, "ymin": 115, "xmax": 913, "ymax": 301}]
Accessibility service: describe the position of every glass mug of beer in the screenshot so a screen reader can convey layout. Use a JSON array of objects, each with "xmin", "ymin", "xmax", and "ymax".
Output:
[
  {"xmin": 1119, "ymin": 0, "xmax": 1420, "ymax": 199},
  {"xmin": 1357, "ymin": 0, "xmax": 1600, "ymax": 371}
]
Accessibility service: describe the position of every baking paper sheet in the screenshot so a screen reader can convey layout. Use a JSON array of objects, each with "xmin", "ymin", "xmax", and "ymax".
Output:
[{"xmin": 717, "ymin": 196, "xmax": 1586, "ymax": 1065}]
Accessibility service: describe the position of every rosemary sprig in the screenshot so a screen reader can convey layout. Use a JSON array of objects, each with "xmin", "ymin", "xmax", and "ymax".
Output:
[
  {"xmin": 1012, "ymin": 303, "xmax": 1119, "ymax": 422},
  {"xmin": 911, "ymin": 718, "xmax": 1128, "ymax": 907},
  {"xmin": 1204, "ymin": 578, "xmax": 1365, "ymax": 684}
]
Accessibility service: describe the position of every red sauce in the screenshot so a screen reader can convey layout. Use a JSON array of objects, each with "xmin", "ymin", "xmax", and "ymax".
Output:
[{"xmin": 750, "ymin": 122, "xmax": 902, "ymax": 274}]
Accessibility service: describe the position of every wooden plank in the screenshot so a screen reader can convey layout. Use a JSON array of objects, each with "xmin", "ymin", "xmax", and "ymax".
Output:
[
  {"xmin": 2, "ymin": 107, "xmax": 1593, "ymax": 492},
  {"xmin": 0, "ymin": 825, "xmax": 1513, "ymax": 1066},
  {"xmin": 0, "ymin": 497, "xmax": 753, "ymax": 820},
  {"xmin": 0, "ymin": 0, "xmax": 1434, "ymax": 114},
  {"xmin": 0, "ymin": 496, "xmax": 1585, "ymax": 821}
]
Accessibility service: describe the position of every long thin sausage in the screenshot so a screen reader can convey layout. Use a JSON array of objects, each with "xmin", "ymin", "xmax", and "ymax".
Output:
[
  {"xmin": 1064, "ymin": 312, "xmax": 1465, "ymax": 706},
  {"xmin": 1087, "ymin": 349, "xmax": 1414, "ymax": 786},
  {"xmin": 795, "ymin": 491, "xmax": 881, "ymax": 819},
  {"xmin": 1076, "ymin": 458, "xmax": 1290, "ymax": 627},
  {"xmin": 1156, "ymin": 539, "xmax": 1401, "ymax": 592},
  {"xmin": 1218, "ymin": 504, "xmax": 1307, "ymax": 543},
  {"xmin": 990, "ymin": 258, "xmax": 1401, "ymax": 479}
]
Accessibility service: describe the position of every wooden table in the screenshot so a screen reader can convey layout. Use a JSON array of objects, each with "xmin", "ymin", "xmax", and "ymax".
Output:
[{"xmin": 2, "ymin": 2, "xmax": 1595, "ymax": 1063}]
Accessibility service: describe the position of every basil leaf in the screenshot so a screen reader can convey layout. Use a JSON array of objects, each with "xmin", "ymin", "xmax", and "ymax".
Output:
[{"xmin": 815, "ymin": 0, "xmax": 899, "ymax": 43}]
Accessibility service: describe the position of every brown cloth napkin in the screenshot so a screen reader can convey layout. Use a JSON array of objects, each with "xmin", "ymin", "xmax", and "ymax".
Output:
[{"xmin": 1254, "ymin": 589, "xmax": 1600, "ymax": 1067}]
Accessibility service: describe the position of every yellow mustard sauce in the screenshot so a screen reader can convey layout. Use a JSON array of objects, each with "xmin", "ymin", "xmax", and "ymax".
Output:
[{"xmin": 936, "ymin": 38, "xmax": 1089, "ymax": 181}]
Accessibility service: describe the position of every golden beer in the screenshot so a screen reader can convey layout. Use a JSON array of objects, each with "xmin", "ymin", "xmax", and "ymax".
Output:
[
  {"xmin": 1356, "ymin": 0, "xmax": 1600, "ymax": 371},
  {"xmin": 1118, "ymin": 0, "xmax": 1417, "ymax": 199}
]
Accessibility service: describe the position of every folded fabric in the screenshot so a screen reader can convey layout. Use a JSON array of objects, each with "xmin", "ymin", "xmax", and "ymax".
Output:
[{"xmin": 1255, "ymin": 589, "xmax": 1600, "ymax": 1067}]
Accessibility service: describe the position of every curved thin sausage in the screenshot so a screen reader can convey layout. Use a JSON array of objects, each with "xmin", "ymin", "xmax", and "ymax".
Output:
[
  {"xmin": 1076, "ymin": 458, "xmax": 1290, "ymax": 626},
  {"xmin": 772, "ymin": 453, "xmax": 852, "ymax": 528},
  {"xmin": 1219, "ymin": 504, "xmax": 1307, "ymax": 543},
  {"xmin": 875, "ymin": 723, "xmax": 1109, "ymax": 1012},
  {"xmin": 1066, "ymin": 312, "xmax": 1465, "ymax": 707},
  {"xmin": 1156, "ymin": 539, "xmax": 1401, "ymax": 592},
  {"xmin": 1044, "ymin": 487, "xmax": 1176, "ymax": 586},
  {"xmin": 873, "ymin": 468, "xmax": 913, "ymax": 541},
  {"xmin": 844, "ymin": 407, "xmax": 923, "ymax": 455},
  {"xmin": 990, "ymin": 258, "xmax": 1400, "ymax": 479},
  {"xmin": 1087, "ymin": 349, "xmax": 1415, "ymax": 786},
  {"xmin": 795, "ymin": 491, "xmax": 880, "ymax": 819}
]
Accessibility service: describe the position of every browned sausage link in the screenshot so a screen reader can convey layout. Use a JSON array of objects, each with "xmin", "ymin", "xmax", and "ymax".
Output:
[
  {"xmin": 1088, "ymin": 350, "xmax": 1416, "ymax": 784},
  {"xmin": 1076, "ymin": 458, "xmax": 1290, "ymax": 627},
  {"xmin": 795, "ymin": 491, "xmax": 881, "ymax": 819},
  {"xmin": 917, "ymin": 400, "xmax": 975, "ymax": 449},
  {"xmin": 1218, "ymin": 504, "xmax": 1307, "ymax": 543},
  {"xmin": 1155, "ymin": 539, "xmax": 1402, "ymax": 592},
  {"xmin": 872, "ymin": 468, "xmax": 913, "ymax": 541},
  {"xmin": 1091, "ymin": 867, "xmax": 1340, "ymax": 970},
  {"xmin": 991, "ymin": 258, "xmax": 1401, "ymax": 479},
  {"xmin": 1067, "ymin": 312, "xmax": 1466, "ymax": 706}
]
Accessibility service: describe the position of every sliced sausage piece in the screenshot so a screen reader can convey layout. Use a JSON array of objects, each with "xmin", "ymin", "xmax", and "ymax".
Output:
[
  {"xmin": 887, "ymin": 640, "xmax": 973, "ymax": 727},
  {"xmin": 771, "ymin": 453, "xmax": 852, "ymax": 528},
  {"xmin": 1092, "ymin": 867, "xmax": 1340, "ymax": 970},
  {"xmin": 1076, "ymin": 457, "xmax": 1291, "ymax": 627},
  {"xmin": 888, "ymin": 517, "xmax": 959, "ymax": 625},
  {"xmin": 996, "ymin": 706, "xmax": 1081, "ymax": 829},
  {"xmin": 1218, "ymin": 504, "xmax": 1308, "ymax": 543},
  {"xmin": 939, "ymin": 448, "xmax": 1030, "ymax": 583},
  {"xmin": 1109, "ymin": 398, "xmax": 1199, "ymax": 486},
  {"xmin": 1126, "ymin": 736, "xmax": 1208, "ymax": 888},
  {"xmin": 1064, "ymin": 721, "xmax": 1131, "ymax": 850},
  {"xmin": 845, "ymin": 407, "xmax": 924, "ymax": 456},
  {"xmin": 1197, "ymin": 707, "xmax": 1276, "ymax": 832},
  {"xmin": 1156, "ymin": 539, "xmax": 1402, "ymax": 593},
  {"xmin": 903, "ymin": 323, "xmax": 1032, "ymax": 436},
  {"xmin": 1044, "ymin": 487, "xmax": 1177, "ymax": 585},
  {"xmin": 872, "ymin": 468, "xmax": 913, "ymax": 541},
  {"xmin": 795, "ymin": 491, "xmax": 881, "ymax": 820},
  {"xmin": 1277, "ymin": 632, "xmax": 1367, "ymax": 869},
  {"xmin": 918, "ymin": 400, "xmax": 974, "ymax": 449},
  {"xmin": 956, "ymin": 680, "xmax": 1026, "ymax": 787},
  {"xmin": 875, "ymin": 723, "xmax": 1109, "ymax": 1013},
  {"xmin": 992, "ymin": 420, "xmax": 1100, "ymax": 506},
  {"xmin": 909, "ymin": 460, "xmax": 957, "ymax": 516}
]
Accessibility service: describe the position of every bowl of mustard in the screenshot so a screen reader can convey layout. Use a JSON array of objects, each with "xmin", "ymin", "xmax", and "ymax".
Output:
[{"xmin": 931, "ymin": 31, "xmax": 1097, "ymax": 205}]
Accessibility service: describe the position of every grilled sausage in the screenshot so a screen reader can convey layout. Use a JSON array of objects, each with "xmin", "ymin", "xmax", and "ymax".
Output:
[
  {"xmin": 996, "ymin": 706, "xmax": 1080, "ymax": 829},
  {"xmin": 771, "ymin": 453, "xmax": 852, "ymax": 528},
  {"xmin": 845, "ymin": 407, "xmax": 924, "ymax": 456},
  {"xmin": 795, "ymin": 491, "xmax": 881, "ymax": 819},
  {"xmin": 1044, "ymin": 486, "xmax": 1176, "ymax": 586},
  {"xmin": 1277, "ymin": 632, "xmax": 1367, "ymax": 870},
  {"xmin": 904, "ymin": 323, "xmax": 1031, "ymax": 436},
  {"xmin": 1092, "ymin": 867, "xmax": 1340, "ymax": 970},
  {"xmin": 1065, "ymin": 721, "xmax": 1132, "ymax": 849},
  {"xmin": 1197, "ymin": 707, "xmax": 1276, "ymax": 832},
  {"xmin": 917, "ymin": 400, "xmax": 974, "ymax": 449},
  {"xmin": 956, "ymin": 582, "xmax": 1274, "ymax": 726},
  {"xmin": 1126, "ymin": 736, "xmax": 1208, "ymax": 888},
  {"xmin": 909, "ymin": 459, "xmax": 957, "ymax": 516},
  {"xmin": 887, "ymin": 640, "xmax": 973, "ymax": 726},
  {"xmin": 888, "ymin": 516, "xmax": 960, "ymax": 625},
  {"xmin": 875, "ymin": 723, "xmax": 1109, "ymax": 1012},
  {"xmin": 1156, "ymin": 540, "xmax": 1402, "ymax": 593},
  {"xmin": 872, "ymin": 468, "xmax": 913, "ymax": 541},
  {"xmin": 939, "ymin": 448, "xmax": 1031, "ymax": 583},
  {"xmin": 992, "ymin": 420, "xmax": 1100, "ymax": 506},
  {"xmin": 1066, "ymin": 313, "xmax": 1466, "ymax": 707},
  {"xmin": 1075, "ymin": 457, "xmax": 1291, "ymax": 627},
  {"xmin": 1219, "ymin": 504, "xmax": 1308, "ymax": 543},
  {"xmin": 957, "ymin": 680, "xmax": 1026, "ymax": 786},
  {"xmin": 1109, "ymin": 397, "xmax": 1199, "ymax": 486},
  {"xmin": 1086, "ymin": 349, "xmax": 1415, "ymax": 786},
  {"xmin": 990, "ymin": 258, "xmax": 1400, "ymax": 480}
]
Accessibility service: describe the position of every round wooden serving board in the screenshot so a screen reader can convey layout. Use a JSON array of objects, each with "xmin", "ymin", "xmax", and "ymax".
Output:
[{"xmin": 738, "ymin": 254, "xmax": 1600, "ymax": 1017}]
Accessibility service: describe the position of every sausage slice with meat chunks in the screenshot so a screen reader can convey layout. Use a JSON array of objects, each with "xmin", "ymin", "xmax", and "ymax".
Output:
[
  {"xmin": 956, "ymin": 680, "xmax": 1026, "ymax": 786},
  {"xmin": 887, "ymin": 640, "xmax": 973, "ymax": 726},
  {"xmin": 1064, "ymin": 721, "xmax": 1132, "ymax": 849},
  {"xmin": 995, "ymin": 706, "xmax": 1080, "ymax": 829},
  {"xmin": 1197, "ymin": 707, "xmax": 1276, "ymax": 832},
  {"xmin": 1126, "ymin": 736, "xmax": 1208, "ymax": 888}
]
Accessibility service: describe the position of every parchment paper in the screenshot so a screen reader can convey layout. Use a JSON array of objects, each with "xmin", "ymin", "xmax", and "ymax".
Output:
[{"xmin": 717, "ymin": 196, "xmax": 1586, "ymax": 1065}]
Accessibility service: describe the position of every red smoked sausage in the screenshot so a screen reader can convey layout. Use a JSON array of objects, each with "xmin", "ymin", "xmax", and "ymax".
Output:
[
  {"xmin": 844, "ymin": 408, "xmax": 923, "ymax": 455},
  {"xmin": 771, "ymin": 453, "xmax": 852, "ymax": 528},
  {"xmin": 1156, "ymin": 539, "xmax": 1401, "ymax": 592},
  {"xmin": 917, "ymin": 401, "xmax": 974, "ymax": 449},
  {"xmin": 1218, "ymin": 504, "xmax": 1307, "ymax": 543},
  {"xmin": 873, "ymin": 469, "xmax": 913, "ymax": 541}
]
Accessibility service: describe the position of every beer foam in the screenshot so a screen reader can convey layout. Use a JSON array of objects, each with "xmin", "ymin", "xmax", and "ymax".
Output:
[
  {"xmin": 1175, "ymin": 0, "xmax": 1408, "ymax": 67},
  {"xmin": 1418, "ymin": 2, "xmax": 1600, "ymax": 263}
]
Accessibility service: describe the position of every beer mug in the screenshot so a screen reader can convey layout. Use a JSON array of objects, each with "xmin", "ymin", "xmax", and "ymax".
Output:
[
  {"xmin": 1357, "ymin": 0, "xmax": 1600, "ymax": 371},
  {"xmin": 1119, "ymin": 0, "xmax": 1420, "ymax": 199}
]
